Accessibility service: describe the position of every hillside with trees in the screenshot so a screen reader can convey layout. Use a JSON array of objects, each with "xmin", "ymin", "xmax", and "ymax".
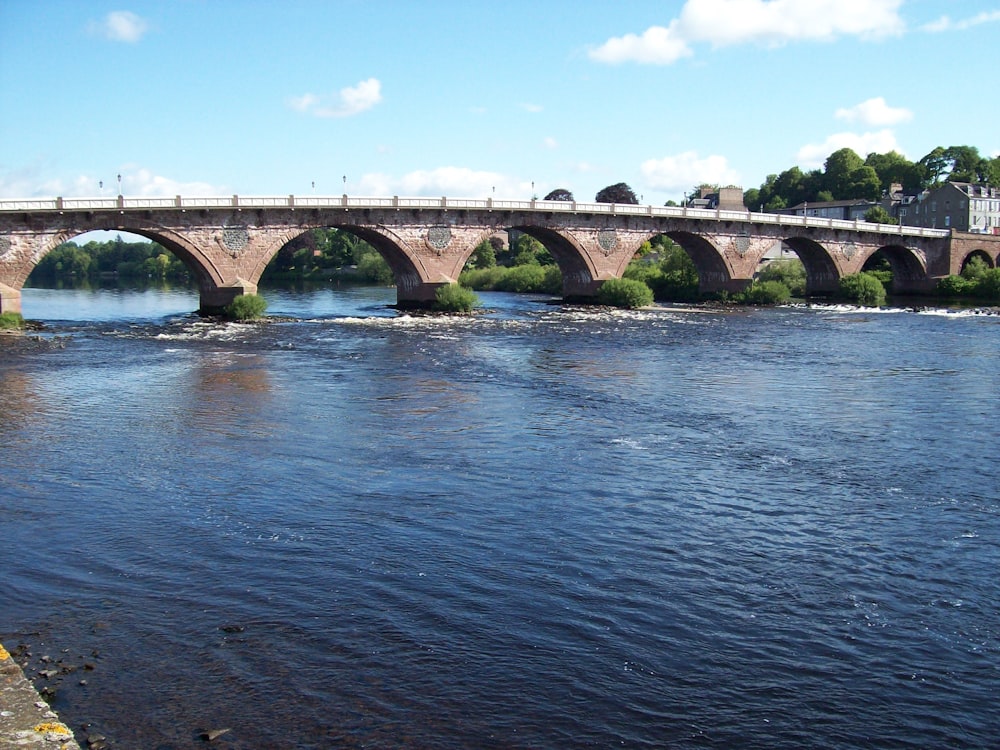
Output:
[{"xmin": 744, "ymin": 145, "xmax": 1000, "ymax": 212}]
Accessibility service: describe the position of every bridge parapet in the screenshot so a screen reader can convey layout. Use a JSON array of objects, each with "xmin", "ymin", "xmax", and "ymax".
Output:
[
  {"xmin": 0, "ymin": 195, "xmax": 952, "ymax": 240},
  {"xmin": 0, "ymin": 195, "xmax": 981, "ymax": 315}
]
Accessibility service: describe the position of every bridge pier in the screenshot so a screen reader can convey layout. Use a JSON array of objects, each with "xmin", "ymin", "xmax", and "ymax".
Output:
[
  {"xmin": 198, "ymin": 279, "xmax": 258, "ymax": 315},
  {"xmin": 0, "ymin": 283, "xmax": 20, "ymax": 315},
  {"xmin": 561, "ymin": 274, "xmax": 603, "ymax": 302},
  {"xmin": 395, "ymin": 280, "xmax": 447, "ymax": 309}
]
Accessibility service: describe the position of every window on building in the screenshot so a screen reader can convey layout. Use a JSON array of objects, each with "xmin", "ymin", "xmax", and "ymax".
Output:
[{"xmin": 945, "ymin": 215, "xmax": 951, "ymax": 227}]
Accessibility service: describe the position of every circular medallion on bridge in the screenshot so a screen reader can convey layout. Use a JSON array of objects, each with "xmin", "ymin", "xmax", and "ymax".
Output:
[
  {"xmin": 222, "ymin": 225, "xmax": 250, "ymax": 254},
  {"xmin": 597, "ymin": 229, "xmax": 618, "ymax": 254},
  {"xmin": 733, "ymin": 235, "xmax": 751, "ymax": 257},
  {"xmin": 426, "ymin": 226, "xmax": 452, "ymax": 251},
  {"xmin": 842, "ymin": 242, "xmax": 858, "ymax": 260}
]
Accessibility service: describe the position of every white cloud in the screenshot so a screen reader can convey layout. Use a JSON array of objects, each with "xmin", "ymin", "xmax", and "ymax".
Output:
[
  {"xmin": 795, "ymin": 130, "xmax": 902, "ymax": 168},
  {"xmin": 519, "ymin": 102, "xmax": 544, "ymax": 113},
  {"xmin": 89, "ymin": 11, "xmax": 150, "ymax": 43},
  {"xmin": 590, "ymin": 0, "xmax": 904, "ymax": 64},
  {"xmin": 289, "ymin": 78, "xmax": 383, "ymax": 118},
  {"xmin": 357, "ymin": 167, "xmax": 518, "ymax": 198},
  {"xmin": 640, "ymin": 151, "xmax": 740, "ymax": 194},
  {"xmin": 543, "ymin": 137, "xmax": 558, "ymax": 150},
  {"xmin": 118, "ymin": 167, "xmax": 224, "ymax": 197},
  {"xmin": 835, "ymin": 97, "xmax": 912, "ymax": 126},
  {"xmin": 0, "ymin": 165, "xmax": 224, "ymax": 198},
  {"xmin": 922, "ymin": 10, "xmax": 1000, "ymax": 32},
  {"xmin": 589, "ymin": 22, "xmax": 692, "ymax": 64}
]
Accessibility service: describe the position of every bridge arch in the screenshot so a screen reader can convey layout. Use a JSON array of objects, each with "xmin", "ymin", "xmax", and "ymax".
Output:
[
  {"xmin": 23, "ymin": 224, "xmax": 228, "ymax": 293},
  {"xmin": 960, "ymin": 248, "xmax": 995, "ymax": 271},
  {"xmin": 781, "ymin": 236, "xmax": 841, "ymax": 295},
  {"xmin": 664, "ymin": 231, "xmax": 736, "ymax": 294},
  {"xmin": 500, "ymin": 225, "xmax": 596, "ymax": 298},
  {"xmin": 866, "ymin": 244, "xmax": 927, "ymax": 294},
  {"xmin": 249, "ymin": 223, "xmax": 427, "ymax": 291}
]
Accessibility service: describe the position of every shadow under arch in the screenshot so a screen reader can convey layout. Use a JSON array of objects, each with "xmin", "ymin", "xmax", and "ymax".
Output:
[
  {"xmin": 663, "ymin": 231, "xmax": 733, "ymax": 294},
  {"xmin": 866, "ymin": 244, "xmax": 927, "ymax": 293},
  {"xmin": 24, "ymin": 225, "xmax": 227, "ymax": 295},
  {"xmin": 259, "ymin": 223, "xmax": 431, "ymax": 300},
  {"xmin": 781, "ymin": 236, "xmax": 841, "ymax": 295},
  {"xmin": 503, "ymin": 225, "xmax": 595, "ymax": 298},
  {"xmin": 960, "ymin": 248, "xmax": 995, "ymax": 271}
]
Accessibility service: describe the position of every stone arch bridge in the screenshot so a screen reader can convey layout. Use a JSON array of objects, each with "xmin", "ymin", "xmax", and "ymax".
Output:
[{"xmin": 1, "ymin": 194, "xmax": 996, "ymax": 314}]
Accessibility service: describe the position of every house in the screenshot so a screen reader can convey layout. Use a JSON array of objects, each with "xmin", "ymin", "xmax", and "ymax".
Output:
[
  {"xmin": 685, "ymin": 186, "xmax": 745, "ymax": 211},
  {"xmin": 880, "ymin": 182, "xmax": 923, "ymax": 223},
  {"xmin": 778, "ymin": 198, "xmax": 877, "ymax": 221},
  {"xmin": 903, "ymin": 182, "xmax": 1000, "ymax": 234}
]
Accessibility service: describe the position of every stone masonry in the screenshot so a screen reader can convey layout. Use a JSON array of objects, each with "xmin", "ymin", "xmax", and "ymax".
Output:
[
  {"xmin": 2, "ymin": 197, "xmax": 998, "ymax": 314},
  {"xmin": 0, "ymin": 643, "xmax": 81, "ymax": 749}
]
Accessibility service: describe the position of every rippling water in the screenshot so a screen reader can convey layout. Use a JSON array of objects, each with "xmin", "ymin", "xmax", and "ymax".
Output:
[{"xmin": 2, "ymin": 286, "xmax": 998, "ymax": 749}]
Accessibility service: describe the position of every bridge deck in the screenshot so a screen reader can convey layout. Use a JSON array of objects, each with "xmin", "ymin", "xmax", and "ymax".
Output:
[{"xmin": 0, "ymin": 195, "xmax": 950, "ymax": 239}]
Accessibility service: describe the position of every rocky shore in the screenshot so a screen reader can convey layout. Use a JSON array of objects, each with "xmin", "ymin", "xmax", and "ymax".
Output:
[{"xmin": 0, "ymin": 642, "xmax": 80, "ymax": 749}]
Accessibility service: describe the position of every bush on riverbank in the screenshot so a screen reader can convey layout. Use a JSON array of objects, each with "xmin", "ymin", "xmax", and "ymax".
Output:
[
  {"xmin": 623, "ymin": 240, "xmax": 700, "ymax": 302},
  {"xmin": 838, "ymin": 272, "xmax": 886, "ymax": 307},
  {"xmin": 756, "ymin": 259, "xmax": 806, "ymax": 297},
  {"xmin": 434, "ymin": 283, "xmax": 479, "ymax": 313},
  {"xmin": 739, "ymin": 280, "xmax": 791, "ymax": 305},
  {"xmin": 459, "ymin": 264, "xmax": 562, "ymax": 295},
  {"xmin": 597, "ymin": 277, "xmax": 654, "ymax": 308},
  {"xmin": 224, "ymin": 294, "xmax": 268, "ymax": 321},
  {"xmin": 0, "ymin": 312, "xmax": 24, "ymax": 329},
  {"xmin": 936, "ymin": 266, "xmax": 1000, "ymax": 302}
]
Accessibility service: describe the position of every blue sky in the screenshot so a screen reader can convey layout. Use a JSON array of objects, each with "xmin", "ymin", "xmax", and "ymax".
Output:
[{"xmin": 2, "ymin": 0, "xmax": 998, "ymax": 206}]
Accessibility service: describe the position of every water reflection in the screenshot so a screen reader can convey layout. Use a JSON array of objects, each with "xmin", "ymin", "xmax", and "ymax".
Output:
[{"xmin": 0, "ymin": 367, "xmax": 40, "ymax": 430}]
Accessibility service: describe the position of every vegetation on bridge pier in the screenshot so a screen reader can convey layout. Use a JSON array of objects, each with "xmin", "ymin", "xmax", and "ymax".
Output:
[
  {"xmin": 936, "ymin": 256, "xmax": 1000, "ymax": 301},
  {"xmin": 0, "ymin": 311, "xmax": 25, "ymax": 329}
]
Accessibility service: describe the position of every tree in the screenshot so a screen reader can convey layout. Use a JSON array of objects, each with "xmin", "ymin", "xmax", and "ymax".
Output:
[
  {"xmin": 772, "ymin": 166, "xmax": 822, "ymax": 207},
  {"xmin": 944, "ymin": 145, "xmax": 982, "ymax": 183},
  {"xmin": 918, "ymin": 147, "xmax": 950, "ymax": 187},
  {"xmin": 848, "ymin": 165, "xmax": 882, "ymax": 201},
  {"xmin": 595, "ymin": 182, "xmax": 638, "ymax": 204},
  {"xmin": 543, "ymin": 188, "xmax": 574, "ymax": 201},
  {"xmin": 864, "ymin": 206, "xmax": 896, "ymax": 225},
  {"xmin": 468, "ymin": 239, "xmax": 496, "ymax": 269},
  {"xmin": 978, "ymin": 155, "xmax": 1000, "ymax": 185},
  {"xmin": 839, "ymin": 272, "xmax": 886, "ymax": 307},
  {"xmin": 823, "ymin": 148, "xmax": 865, "ymax": 198},
  {"xmin": 864, "ymin": 150, "xmax": 925, "ymax": 193},
  {"xmin": 597, "ymin": 277, "xmax": 653, "ymax": 308},
  {"xmin": 512, "ymin": 234, "xmax": 552, "ymax": 266}
]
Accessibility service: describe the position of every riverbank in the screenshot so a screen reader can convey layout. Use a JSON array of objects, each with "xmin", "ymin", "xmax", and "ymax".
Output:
[{"xmin": 0, "ymin": 643, "xmax": 80, "ymax": 749}]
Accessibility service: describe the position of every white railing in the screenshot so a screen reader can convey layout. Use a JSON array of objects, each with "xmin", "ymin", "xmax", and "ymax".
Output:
[{"xmin": 0, "ymin": 194, "xmax": 952, "ymax": 238}]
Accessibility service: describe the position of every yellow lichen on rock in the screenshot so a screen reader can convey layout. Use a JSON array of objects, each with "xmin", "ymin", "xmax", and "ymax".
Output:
[
  {"xmin": 0, "ymin": 643, "xmax": 10, "ymax": 660},
  {"xmin": 34, "ymin": 721, "xmax": 72, "ymax": 736}
]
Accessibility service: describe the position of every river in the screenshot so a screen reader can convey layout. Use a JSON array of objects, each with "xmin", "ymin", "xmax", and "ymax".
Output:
[{"xmin": 1, "ymin": 284, "xmax": 998, "ymax": 749}]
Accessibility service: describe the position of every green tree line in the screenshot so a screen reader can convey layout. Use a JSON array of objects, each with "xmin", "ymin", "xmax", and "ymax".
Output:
[
  {"xmin": 30, "ymin": 235, "xmax": 190, "ymax": 283},
  {"xmin": 260, "ymin": 228, "xmax": 392, "ymax": 284},
  {"xmin": 744, "ymin": 145, "xmax": 1000, "ymax": 211}
]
